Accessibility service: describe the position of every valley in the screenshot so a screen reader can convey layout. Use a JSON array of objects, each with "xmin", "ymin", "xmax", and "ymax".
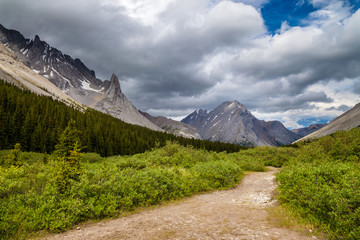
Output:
[
  {"xmin": 1, "ymin": 127, "xmax": 359, "ymax": 239},
  {"xmin": 0, "ymin": 24, "xmax": 308, "ymax": 147},
  {"xmin": 0, "ymin": 22, "xmax": 359, "ymax": 240},
  {"xmin": 43, "ymin": 168, "xmax": 314, "ymax": 240}
]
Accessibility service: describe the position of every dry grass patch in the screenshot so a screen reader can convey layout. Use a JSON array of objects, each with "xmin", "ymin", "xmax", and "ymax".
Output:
[{"xmin": 267, "ymin": 205, "xmax": 323, "ymax": 239}]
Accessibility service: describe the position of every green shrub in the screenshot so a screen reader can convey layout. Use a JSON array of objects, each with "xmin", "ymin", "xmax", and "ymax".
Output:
[
  {"xmin": 277, "ymin": 162, "xmax": 360, "ymax": 239},
  {"xmin": 191, "ymin": 161, "xmax": 243, "ymax": 189},
  {"xmin": 81, "ymin": 153, "xmax": 103, "ymax": 163},
  {"xmin": 0, "ymin": 141, "xmax": 245, "ymax": 239},
  {"xmin": 5, "ymin": 143, "xmax": 23, "ymax": 167},
  {"xmin": 277, "ymin": 128, "xmax": 360, "ymax": 239},
  {"xmin": 236, "ymin": 157, "xmax": 265, "ymax": 172}
]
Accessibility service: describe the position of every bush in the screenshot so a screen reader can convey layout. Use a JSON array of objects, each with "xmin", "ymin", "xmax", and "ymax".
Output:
[
  {"xmin": 191, "ymin": 161, "xmax": 242, "ymax": 189},
  {"xmin": 0, "ymin": 141, "xmax": 245, "ymax": 239},
  {"xmin": 81, "ymin": 153, "xmax": 103, "ymax": 163},
  {"xmin": 277, "ymin": 128, "xmax": 360, "ymax": 239}
]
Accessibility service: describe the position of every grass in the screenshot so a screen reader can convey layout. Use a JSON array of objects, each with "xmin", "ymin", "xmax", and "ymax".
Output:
[
  {"xmin": 267, "ymin": 205, "xmax": 320, "ymax": 238},
  {"xmin": 1, "ymin": 127, "xmax": 359, "ymax": 239},
  {"xmin": 1, "ymin": 141, "xmax": 262, "ymax": 239}
]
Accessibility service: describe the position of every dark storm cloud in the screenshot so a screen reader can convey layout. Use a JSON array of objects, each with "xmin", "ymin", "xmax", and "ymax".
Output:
[
  {"xmin": 354, "ymin": 81, "xmax": 360, "ymax": 94},
  {"xmin": 326, "ymin": 104, "xmax": 351, "ymax": 112},
  {"xmin": 0, "ymin": 0, "xmax": 146, "ymax": 77},
  {"xmin": 0, "ymin": 0, "xmax": 359, "ymax": 125},
  {"xmin": 0, "ymin": 0, "xmax": 218, "ymax": 99},
  {"xmin": 1, "ymin": 0, "xmax": 266, "ymax": 99},
  {"xmin": 237, "ymin": 89, "xmax": 333, "ymax": 114}
]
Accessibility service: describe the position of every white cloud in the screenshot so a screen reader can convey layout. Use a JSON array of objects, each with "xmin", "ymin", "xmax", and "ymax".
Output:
[
  {"xmin": 308, "ymin": 79, "xmax": 360, "ymax": 108},
  {"xmin": 203, "ymin": 1, "xmax": 265, "ymax": 38},
  {"xmin": 0, "ymin": 0, "xmax": 359, "ymax": 127},
  {"xmin": 235, "ymin": 0, "xmax": 270, "ymax": 9},
  {"xmin": 100, "ymin": 0, "xmax": 175, "ymax": 25}
]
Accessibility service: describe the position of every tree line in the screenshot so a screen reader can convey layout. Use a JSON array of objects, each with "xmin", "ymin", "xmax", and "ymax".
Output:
[{"xmin": 0, "ymin": 80, "xmax": 245, "ymax": 156}]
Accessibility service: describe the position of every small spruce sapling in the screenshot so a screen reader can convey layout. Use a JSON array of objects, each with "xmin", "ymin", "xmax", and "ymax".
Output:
[
  {"xmin": 6, "ymin": 143, "xmax": 23, "ymax": 167},
  {"xmin": 53, "ymin": 120, "xmax": 83, "ymax": 193}
]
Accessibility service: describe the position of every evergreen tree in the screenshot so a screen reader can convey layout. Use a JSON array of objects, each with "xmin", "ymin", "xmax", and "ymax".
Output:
[
  {"xmin": 0, "ymin": 79, "xmax": 245, "ymax": 157},
  {"xmin": 6, "ymin": 143, "xmax": 23, "ymax": 167},
  {"xmin": 53, "ymin": 120, "xmax": 82, "ymax": 193},
  {"xmin": 54, "ymin": 119, "xmax": 81, "ymax": 157},
  {"xmin": 54, "ymin": 142, "xmax": 82, "ymax": 193}
]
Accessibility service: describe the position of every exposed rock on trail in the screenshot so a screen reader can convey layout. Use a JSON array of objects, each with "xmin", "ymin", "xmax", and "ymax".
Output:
[{"xmin": 43, "ymin": 167, "xmax": 313, "ymax": 240}]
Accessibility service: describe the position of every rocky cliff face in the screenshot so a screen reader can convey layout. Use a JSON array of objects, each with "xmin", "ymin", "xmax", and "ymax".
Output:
[
  {"xmin": 140, "ymin": 111, "xmax": 201, "ymax": 139},
  {"xmin": 0, "ymin": 41, "xmax": 84, "ymax": 108},
  {"xmin": 182, "ymin": 101, "xmax": 300, "ymax": 146},
  {"xmin": 0, "ymin": 24, "xmax": 161, "ymax": 131},
  {"xmin": 0, "ymin": 25, "xmax": 101, "ymax": 92}
]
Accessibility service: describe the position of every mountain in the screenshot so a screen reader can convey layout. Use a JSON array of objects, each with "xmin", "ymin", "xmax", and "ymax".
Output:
[
  {"xmin": 182, "ymin": 101, "xmax": 301, "ymax": 146},
  {"xmin": 295, "ymin": 103, "xmax": 360, "ymax": 142},
  {"xmin": 0, "ymin": 24, "xmax": 161, "ymax": 131},
  {"xmin": 291, "ymin": 124, "xmax": 327, "ymax": 137},
  {"xmin": 0, "ymin": 41, "xmax": 84, "ymax": 108},
  {"xmin": 139, "ymin": 111, "xmax": 201, "ymax": 139}
]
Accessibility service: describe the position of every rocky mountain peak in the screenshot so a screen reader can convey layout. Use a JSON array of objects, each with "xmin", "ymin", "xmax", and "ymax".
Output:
[
  {"xmin": 0, "ymin": 24, "xmax": 162, "ymax": 132},
  {"xmin": 0, "ymin": 24, "xmax": 28, "ymax": 49},
  {"xmin": 110, "ymin": 73, "xmax": 119, "ymax": 85},
  {"xmin": 183, "ymin": 101, "xmax": 300, "ymax": 146},
  {"xmin": 103, "ymin": 73, "xmax": 123, "ymax": 102},
  {"xmin": 214, "ymin": 101, "xmax": 250, "ymax": 117},
  {"xmin": 231, "ymin": 100, "xmax": 246, "ymax": 110},
  {"xmin": 34, "ymin": 35, "xmax": 41, "ymax": 43},
  {"xmin": 196, "ymin": 109, "xmax": 208, "ymax": 115},
  {"xmin": 30, "ymin": 34, "xmax": 49, "ymax": 55},
  {"xmin": 74, "ymin": 58, "xmax": 96, "ymax": 78},
  {"xmin": 109, "ymin": 74, "xmax": 121, "ymax": 92}
]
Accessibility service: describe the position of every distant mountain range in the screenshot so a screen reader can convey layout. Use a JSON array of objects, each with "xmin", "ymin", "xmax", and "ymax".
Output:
[
  {"xmin": 1, "ymin": 24, "xmax": 357, "ymax": 147},
  {"xmin": 295, "ymin": 103, "xmax": 360, "ymax": 142},
  {"xmin": 139, "ymin": 111, "xmax": 201, "ymax": 139},
  {"xmin": 291, "ymin": 124, "xmax": 327, "ymax": 138},
  {"xmin": 182, "ymin": 101, "xmax": 300, "ymax": 146}
]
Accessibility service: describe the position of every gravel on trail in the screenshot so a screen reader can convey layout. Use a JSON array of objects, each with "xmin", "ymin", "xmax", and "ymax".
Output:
[{"xmin": 43, "ymin": 167, "xmax": 315, "ymax": 240}]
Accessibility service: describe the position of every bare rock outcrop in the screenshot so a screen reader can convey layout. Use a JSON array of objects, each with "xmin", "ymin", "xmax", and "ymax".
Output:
[{"xmin": 182, "ymin": 101, "xmax": 300, "ymax": 146}]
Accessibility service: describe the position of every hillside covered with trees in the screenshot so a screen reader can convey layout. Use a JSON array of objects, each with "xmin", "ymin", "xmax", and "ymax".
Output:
[
  {"xmin": 0, "ymin": 80, "xmax": 244, "ymax": 156},
  {"xmin": 1, "ymin": 79, "xmax": 359, "ymax": 240}
]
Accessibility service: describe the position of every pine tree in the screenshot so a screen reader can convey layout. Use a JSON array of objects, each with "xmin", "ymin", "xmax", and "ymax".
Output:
[
  {"xmin": 54, "ymin": 119, "xmax": 81, "ymax": 157},
  {"xmin": 6, "ymin": 143, "xmax": 23, "ymax": 167},
  {"xmin": 53, "ymin": 120, "xmax": 82, "ymax": 193}
]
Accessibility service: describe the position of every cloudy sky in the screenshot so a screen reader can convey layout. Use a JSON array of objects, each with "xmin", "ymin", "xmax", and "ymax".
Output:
[{"xmin": 1, "ymin": 0, "xmax": 359, "ymax": 128}]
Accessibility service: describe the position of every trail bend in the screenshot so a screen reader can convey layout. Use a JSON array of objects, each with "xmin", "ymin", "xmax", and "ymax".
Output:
[{"xmin": 43, "ymin": 167, "xmax": 314, "ymax": 240}]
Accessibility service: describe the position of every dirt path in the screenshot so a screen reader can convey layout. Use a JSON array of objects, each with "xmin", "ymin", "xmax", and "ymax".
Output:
[{"xmin": 43, "ymin": 167, "xmax": 314, "ymax": 240}]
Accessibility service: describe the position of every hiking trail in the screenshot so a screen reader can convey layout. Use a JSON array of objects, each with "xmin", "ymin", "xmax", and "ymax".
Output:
[{"xmin": 43, "ymin": 167, "xmax": 315, "ymax": 240}]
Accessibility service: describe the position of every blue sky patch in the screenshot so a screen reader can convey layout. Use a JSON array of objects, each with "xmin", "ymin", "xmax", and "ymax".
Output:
[
  {"xmin": 261, "ymin": 0, "xmax": 317, "ymax": 33},
  {"xmin": 297, "ymin": 117, "xmax": 330, "ymax": 128},
  {"xmin": 261, "ymin": 0, "xmax": 360, "ymax": 33},
  {"xmin": 348, "ymin": 0, "xmax": 360, "ymax": 13}
]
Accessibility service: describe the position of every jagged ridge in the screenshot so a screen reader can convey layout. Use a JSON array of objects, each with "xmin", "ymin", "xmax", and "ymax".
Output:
[
  {"xmin": 182, "ymin": 101, "xmax": 301, "ymax": 146},
  {"xmin": 0, "ymin": 24, "xmax": 161, "ymax": 131}
]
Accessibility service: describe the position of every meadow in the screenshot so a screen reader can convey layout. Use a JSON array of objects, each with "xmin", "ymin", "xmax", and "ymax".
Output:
[
  {"xmin": 0, "ymin": 140, "xmax": 263, "ymax": 239},
  {"xmin": 0, "ymin": 127, "xmax": 359, "ymax": 239}
]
